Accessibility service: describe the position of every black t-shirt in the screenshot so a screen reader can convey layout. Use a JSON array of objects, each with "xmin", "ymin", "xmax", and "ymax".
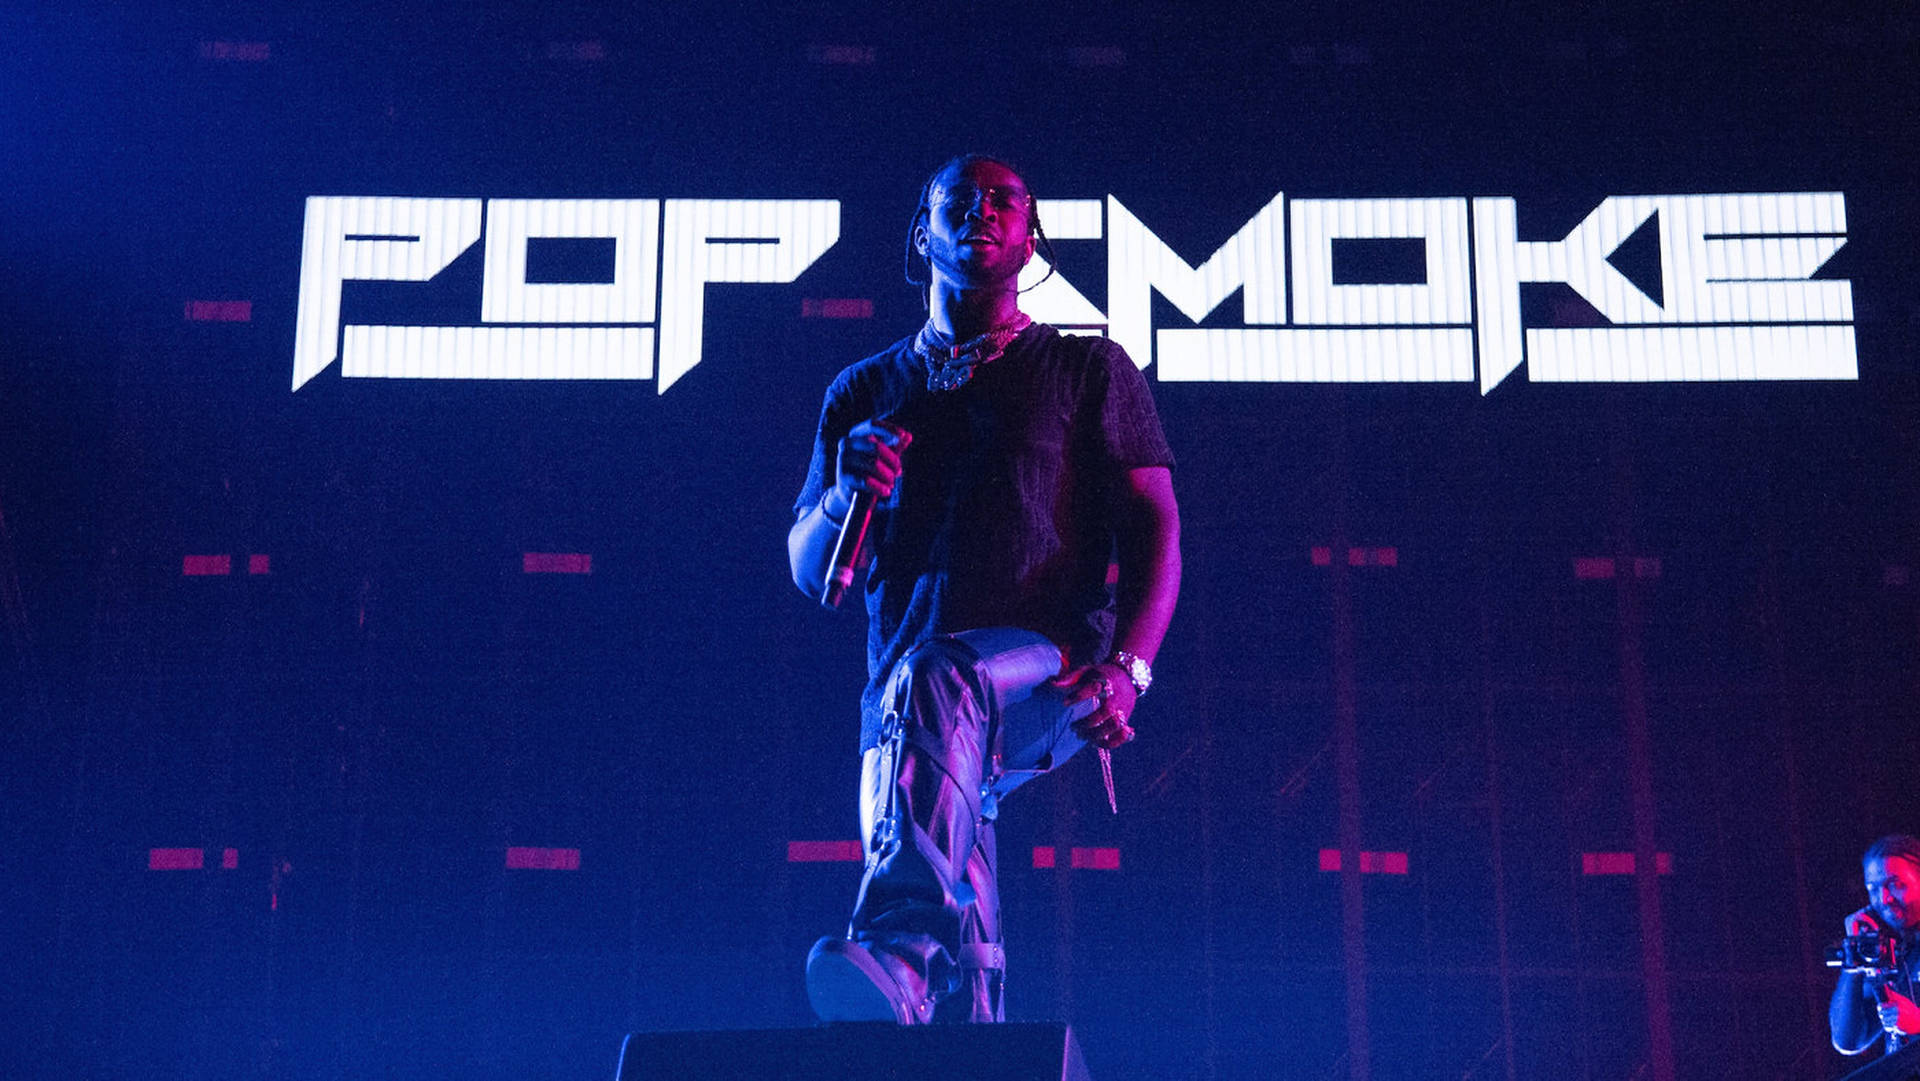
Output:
[{"xmin": 795, "ymin": 323, "xmax": 1175, "ymax": 750}]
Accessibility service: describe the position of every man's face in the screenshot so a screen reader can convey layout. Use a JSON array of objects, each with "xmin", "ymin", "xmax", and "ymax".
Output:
[
  {"xmin": 915, "ymin": 160, "xmax": 1037, "ymax": 289},
  {"xmin": 1866, "ymin": 856, "xmax": 1920, "ymax": 933}
]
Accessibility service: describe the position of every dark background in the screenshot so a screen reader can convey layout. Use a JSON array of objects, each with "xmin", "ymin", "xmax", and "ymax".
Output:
[{"xmin": 2, "ymin": 3, "xmax": 1916, "ymax": 1080}]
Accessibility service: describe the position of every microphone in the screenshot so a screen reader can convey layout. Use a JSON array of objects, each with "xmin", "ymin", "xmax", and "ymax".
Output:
[
  {"xmin": 822, "ymin": 489, "xmax": 875, "ymax": 609},
  {"xmin": 821, "ymin": 418, "xmax": 909, "ymax": 609}
]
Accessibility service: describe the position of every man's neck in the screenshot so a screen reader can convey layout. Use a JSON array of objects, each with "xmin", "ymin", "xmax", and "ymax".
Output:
[{"xmin": 927, "ymin": 280, "xmax": 1023, "ymax": 341}]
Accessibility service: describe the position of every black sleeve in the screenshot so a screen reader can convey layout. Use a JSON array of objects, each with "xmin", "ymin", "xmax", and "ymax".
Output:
[
  {"xmin": 795, "ymin": 361, "xmax": 881, "ymax": 518},
  {"xmin": 795, "ymin": 380, "xmax": 844, "ymax": 519},
  {"xmin": 1090, "ymin": 337, "xmax": 1175, "ymax": 471}
]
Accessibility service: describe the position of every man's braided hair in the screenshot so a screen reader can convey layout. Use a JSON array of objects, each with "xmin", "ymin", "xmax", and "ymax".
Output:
[{"xmin": 903, "ymin": 153, "xmax": 1060, "ymax": 301}]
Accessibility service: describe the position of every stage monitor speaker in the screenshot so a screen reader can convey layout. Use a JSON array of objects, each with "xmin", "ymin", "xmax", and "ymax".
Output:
[{"xmin": 615, "ymin": 1021, "xmax": 1092, "ymax": 1081}]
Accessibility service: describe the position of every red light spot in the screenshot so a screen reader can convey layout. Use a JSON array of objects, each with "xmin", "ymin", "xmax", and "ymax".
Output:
[
  {"xmin": 1310, "ymin": 546, "xmax": 1332, "ymax": 566},
  {"xmin": 1583, "ymin": 852, "xmax": 1630, "ymax": 875},
  {"xmin": 1632, "ymin": 557, "xmax": 1662, "ymax": 579},
  {"xmin": 184, "ymin": 300, "xmax": 253, "ymax": 322},
  {"xmin": 1371, "ymin": 547, "xmax": 1398, "ymax": 567},
  {"xmin": 247, "ymin": 554, "xmax": 270, "ymax": 575},
  {"xmin": 196, "ymin": 42, "xmax": 270, "ymax": 62},
  {"xmin": 221, "ymin": 848, "xmax": 238, "ymax": 869},
  {"xmin": 523, "ymin": 553, "xmax": 591, "ymax": 574},
  {"xmin": 1070, "ymin": 847, "xmax": 1120, "ymax": 870},
  {"xmin": 1032, "ymin": 846, "xmax": 1057, "ymax": 869},
  {"xmin": 1318, "ymin": 849, "xmax": 1409, "ymax": 874},
  {"xmin": 1347, "ymin": 547, "xmax": 1366, "ymax": 566},
  {"xmin": 1362, "ymin": 851, "xmax": 1408, "ymax": 874},
  {"xmin": 1573, "ymin": 557, "xmax": 1616, "ymax": 580},
  {"xmin": 1582, "ymin": 851, "xmax": 1673, "ymax": 875},
  {"xmin": 787, "ymin": 840, "xmax": 863, "ymax": 863},
  {"xmin": 801, "ymin": 298, "xmax": 875, "ymax": 319},
  {"xmin": 149, "ymin": 847, "xmax": 205, "ymax": 870},
  {"xmin": 505, "ymin": 846, "xmax": 580, "ymax": 870},
  {"xmin": 183, "ymin": 555, "xmax": 232, "ymax": 576}
]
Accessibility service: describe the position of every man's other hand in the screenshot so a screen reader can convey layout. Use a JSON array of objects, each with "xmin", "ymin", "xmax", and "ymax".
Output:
[{"xmin": 1053, "ymin": 664, "xmax": 1138, "ymax": 749}]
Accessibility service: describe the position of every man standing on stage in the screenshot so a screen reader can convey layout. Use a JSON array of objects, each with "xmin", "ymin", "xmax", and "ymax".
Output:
[
  {"xmin": 788, "ymin": 154, "xmax": 1181, "ymax": 1024},
  {"xmin": 1831, "ymin": 835, "xmax": 1920, "ymax": 1055}
]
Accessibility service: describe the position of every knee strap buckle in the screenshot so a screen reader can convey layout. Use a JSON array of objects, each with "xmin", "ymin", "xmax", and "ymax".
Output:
[
  {"xmin": 955, "ymin": 942, "xmax": 1006, "ymax": 972},
  {"xmin": 870, "ymin": 709, "xmax": 906, "ymax": 855}
]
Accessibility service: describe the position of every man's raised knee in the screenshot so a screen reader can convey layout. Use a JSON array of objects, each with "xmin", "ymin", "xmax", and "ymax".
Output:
[{"xmin": 886, "ymin": 638, "xmax": 986, "ymax": 747}]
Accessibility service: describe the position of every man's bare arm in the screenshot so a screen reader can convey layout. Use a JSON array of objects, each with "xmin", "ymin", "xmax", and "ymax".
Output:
[
  {"xmin": 1059, "ymin": 465, "xmax": 1181, "ymax": 748},
  {"xmin": 1831, "ymin": 906, "xmax": 1891, "ymax": 1054},
  {"xmin": 789, "ymin": 495, "xmax": 851, "ymax": 604},
  {"xmin": 1112, "ymin": 465, "xmax": 1181, "ymax": 664},
  {"xmin": 788, "ymin": 419, "xmax": 910, "ymax": 602}
]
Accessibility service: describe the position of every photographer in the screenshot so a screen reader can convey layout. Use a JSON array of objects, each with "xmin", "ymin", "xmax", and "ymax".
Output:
[{"xmin": 1832, "ymin": 835, "xmax": 1920, "ymax": 1055}]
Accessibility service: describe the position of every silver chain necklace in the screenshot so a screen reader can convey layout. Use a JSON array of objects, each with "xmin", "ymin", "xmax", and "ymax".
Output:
[{"xmin": 913, "ymin": 313, "xmax": 1032, "ymax": 392}]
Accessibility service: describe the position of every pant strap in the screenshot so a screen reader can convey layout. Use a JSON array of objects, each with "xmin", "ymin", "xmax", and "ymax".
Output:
[{"xmin": 955, "ymin": 942, "xmax": 1006, "ymax": 971}]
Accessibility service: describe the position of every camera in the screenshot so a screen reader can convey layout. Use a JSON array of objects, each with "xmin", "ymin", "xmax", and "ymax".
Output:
[{"xmin": 1826, "ymin": 930, "xmax": 1899, "ymax": 974}]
